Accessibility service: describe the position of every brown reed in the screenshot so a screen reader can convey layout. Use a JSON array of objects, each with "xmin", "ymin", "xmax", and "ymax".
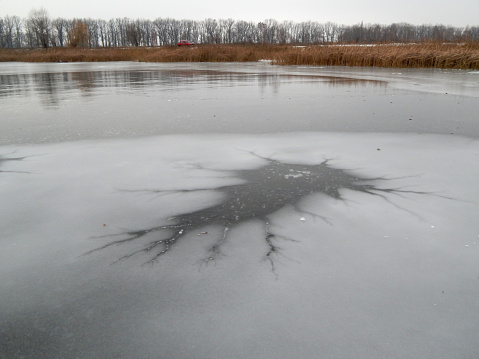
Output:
[
  {"xmin": 274, "ymin": 42, "xmax": 479, "ymax": 69},
  {"xmin": 1, "ymin": 42, "xmax": 478, "ymax": 69}
]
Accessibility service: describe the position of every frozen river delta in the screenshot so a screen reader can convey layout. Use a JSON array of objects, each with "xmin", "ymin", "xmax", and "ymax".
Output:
[{"xmin": 1, "ymin": 63, "xmax": 479, "ymax": 358}]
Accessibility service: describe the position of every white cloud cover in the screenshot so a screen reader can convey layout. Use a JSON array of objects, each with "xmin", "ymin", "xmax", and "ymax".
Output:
[{"xmin": 1, "ymin": 0, "xmax": 479, "ymax": 26}]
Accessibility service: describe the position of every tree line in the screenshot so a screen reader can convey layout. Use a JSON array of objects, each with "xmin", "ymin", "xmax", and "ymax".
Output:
[{"xmin": 1, "ymin": 9, "xmax": 478, "ymax": 49}]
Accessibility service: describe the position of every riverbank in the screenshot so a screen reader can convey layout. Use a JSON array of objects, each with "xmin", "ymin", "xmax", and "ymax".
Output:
[{"xmin": 1, "ymin": 42, "xmax": 479, "ymax": 69}]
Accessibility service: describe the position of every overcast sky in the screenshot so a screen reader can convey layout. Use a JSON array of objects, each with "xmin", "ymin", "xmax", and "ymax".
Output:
[{"xmin": 1, "ymin": 0, "xmax": 479, "ymax": 27}]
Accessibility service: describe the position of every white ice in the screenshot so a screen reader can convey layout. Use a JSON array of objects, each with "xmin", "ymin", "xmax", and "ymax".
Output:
[{"xmin": 1, "ymin": 132, "xmax": 478, "ymax": 358}]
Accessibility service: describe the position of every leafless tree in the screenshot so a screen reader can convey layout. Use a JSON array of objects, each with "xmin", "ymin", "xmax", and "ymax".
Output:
[
  {"xmin": 27, "ymin": 8, "xmax": 51, "ymax": 48},
  {"xmin": 2, "ymin": 9, "xmax": 479, "ymax": 49},
  {"xmin": 0, "ymin": 19, "xmax": 5, "ymax": 48},
  {"xmin": 52, "ymin": 18, "xmax": 69, "ymax": 47},
  {"xmin": 203, "ymin": 18, "xmax": 221, "ymax": 44},
  {"xmin": 126, "ymin": 20, "xmax": 142, "ymax": 46},
  {"xmin": 2, "ymin": 15, "xmax": 16, "ymax": 48}
]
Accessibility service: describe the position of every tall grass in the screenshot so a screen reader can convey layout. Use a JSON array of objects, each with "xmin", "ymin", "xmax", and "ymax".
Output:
[
  {"xmin": 275, "ymin": 42, "xmax": 479, "ymax": 69},
  {"xmin": 0, "ymin": 45, "xmax": 284, "ymax": 63},
  {"xmin": 1, "ymin": 42, "xmax": 478, "ymax": 69}
]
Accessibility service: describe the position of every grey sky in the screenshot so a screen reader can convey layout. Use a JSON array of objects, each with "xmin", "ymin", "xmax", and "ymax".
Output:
[{"xmin": 1, "ymin": 0, "xmax": 478, "ymax": 26}]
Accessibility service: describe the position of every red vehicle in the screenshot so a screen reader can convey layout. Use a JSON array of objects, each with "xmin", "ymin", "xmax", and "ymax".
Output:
[{"xmin": 177, "ymin": 40, "xmax": 195, "ymax": 46}]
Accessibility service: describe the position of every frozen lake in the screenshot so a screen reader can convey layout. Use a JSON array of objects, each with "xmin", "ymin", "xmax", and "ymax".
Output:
[{"xmin": 1, "ymin": 62, "xmax": 479, "ymax": 358}]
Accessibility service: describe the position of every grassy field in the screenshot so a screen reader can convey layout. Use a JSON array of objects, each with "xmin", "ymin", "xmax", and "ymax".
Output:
[{"xmin": 1, "ymin": 42, "xmax": 479, "ymax": 69}]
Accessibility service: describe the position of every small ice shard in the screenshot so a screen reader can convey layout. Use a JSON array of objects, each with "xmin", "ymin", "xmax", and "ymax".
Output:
[
  {"xmin": 300, "ymin": 217, "xmax": 306, "ymax": 222},
  {"xmin": 285, "ymin": 173, "xmax": 303, "ymax": 179}
]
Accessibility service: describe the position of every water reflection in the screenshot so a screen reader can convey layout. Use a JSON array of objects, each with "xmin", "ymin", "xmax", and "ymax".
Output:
[
  {"xmin": 4, "ymin": 63, "xmax": 477, "ymax": 145},
  {"xmin": 0, "ymin": 68, "xmax": 384, "ymax": 109}
]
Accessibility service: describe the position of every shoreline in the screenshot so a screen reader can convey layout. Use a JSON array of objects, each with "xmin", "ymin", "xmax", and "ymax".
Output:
[{"xmin": 1, "ymin": 43, "xmax": 479, "ymax": 69}]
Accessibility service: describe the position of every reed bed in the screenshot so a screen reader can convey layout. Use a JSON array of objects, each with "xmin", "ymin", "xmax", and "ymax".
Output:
[
  {"xmin": 0, "ymin": 45, "xmax": 285, "ymax": 63},
  {"xmin": 1, "ymin": 42, "xmax": 478, "ymax": 69},
  {"xmin": 276, "ymin": 42, "xmax": 479, "ymax": 69}
]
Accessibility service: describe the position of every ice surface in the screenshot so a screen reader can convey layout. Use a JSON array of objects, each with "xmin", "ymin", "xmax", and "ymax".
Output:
[
  {"xmin": 1, "ymin": 62, "xmax": 479, "ymax": 145},
  {"xmin": 1, "ymin": 132, "xmax": 478, "ymax": 358},
  {"xmin": 1, "ymin": 62, "xmax": 478, "ymax": 358}
]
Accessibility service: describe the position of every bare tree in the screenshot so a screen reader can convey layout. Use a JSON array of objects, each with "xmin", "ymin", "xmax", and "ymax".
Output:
[
  {"xmin": 204, "ymin": 18, "xmax": 220, "ymax": 44},
  {"xmin": 463, "ymin": 26, "xmax": 479, "ymax": 41},
  {"xmin": 0, "ymin": 16, "xmax": 24, "ymax": 48},
  {"xmin": 0, "ymin": 19, "xmax": 5, "ymax": 48},
  {"xmin": 3, "ymin": 15, "xmax": 16, "ymax": 48},
  {"xmin": 97, "ymin": 19, "xmax": 108, "ymax": 47},
  {"xmin": 277, "ymin": 21, "xmax": 292, "ymax": 44},
  {"xmin": 2, "ymin": 8, "xmax": 478, "ymax": 49},
  {"xmin": 27, "ymin": 8, "xmax": 51, "ymax": 48},
  {"xmin": 52, "ymin": 18, "xmax": 68, "ymax": 47},
  {"xmin": 107, "ymin": 19, "xmax": 118, "ymax": 47},
  {"xmin": 84, "ymin": 19, "xmax": 99, "ymax": 47},
  {"xmin": 220, "ymin": 18, "xmax": 235, "ymax": 44},
  {"xmin": 126, "ymin": 19, "xmax": 142, "ymax": 46},
  {"xmin": 234, "ymin": 20, "xmax": 254, "ymax": 43},
  {"xmin": 115, "ymin": 18, "xmax": 129, "ymax": 46},
  {"xmin": 324, "ymin": 22, "xmax": 340, "ymax": 43}
]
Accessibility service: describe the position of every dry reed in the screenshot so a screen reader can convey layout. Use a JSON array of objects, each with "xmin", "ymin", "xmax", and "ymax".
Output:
[
  {"xmin": 1, "ymin": 42, "xmax": 478, "ymax": 69},
  {"xmin": 275, "ymin": 42, "xmax": 479, "ymax": 69}
]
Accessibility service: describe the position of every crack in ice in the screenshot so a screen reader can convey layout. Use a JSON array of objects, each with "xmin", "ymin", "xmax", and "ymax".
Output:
[{"xmin": 86, "ymin": 154, "xmax": 441, "ymax": 269}]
